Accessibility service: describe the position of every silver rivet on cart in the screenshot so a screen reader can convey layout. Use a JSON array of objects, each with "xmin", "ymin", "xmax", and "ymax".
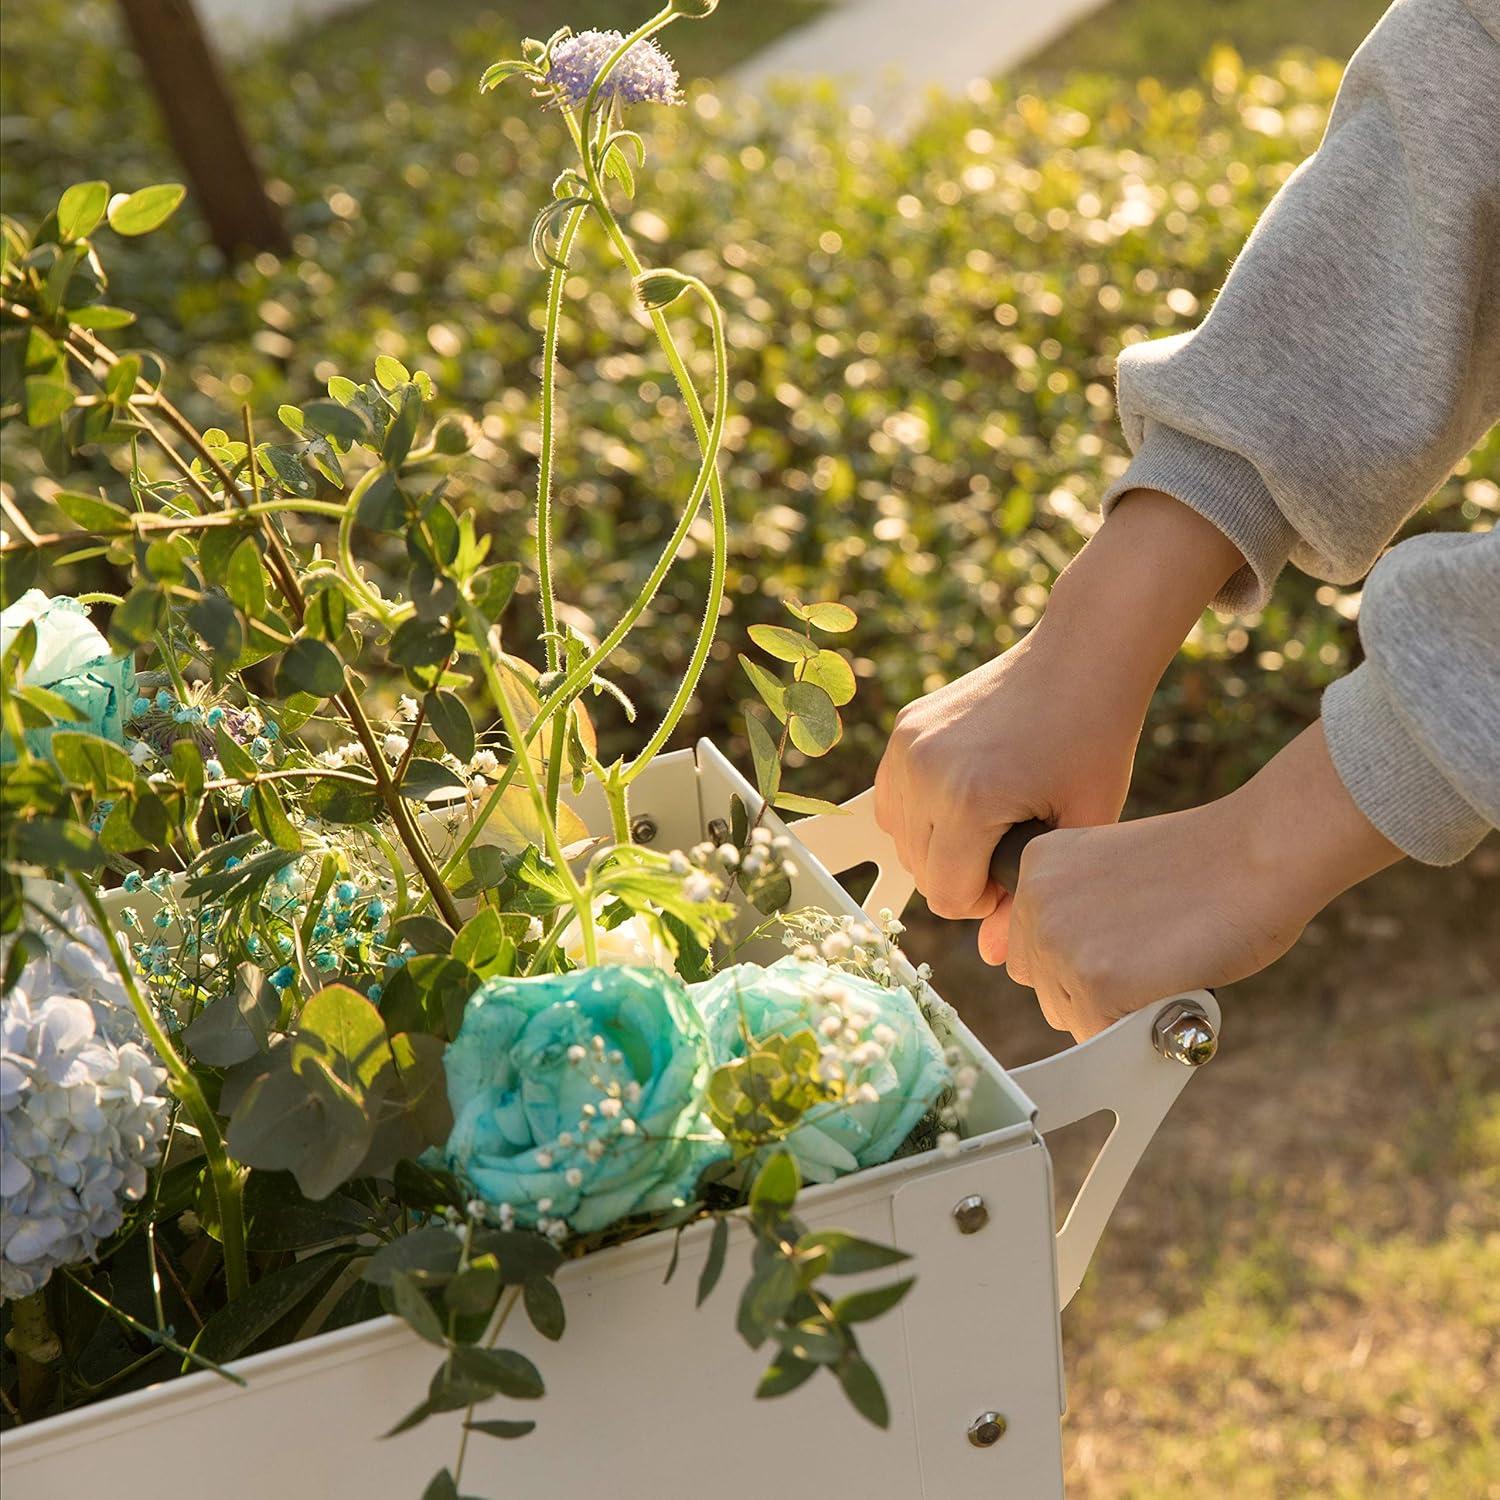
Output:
[
  {"xmin": 967, "ymin": 1411, "xmax": 1007, "ymax": 1448},
  {"xmin": 1152, "ymin": 1000, "xmax": 1218, "ymax": 1068},
  {"xmin": 706, "ymin": 817, "xmax": 729, "ymax": 844},
  {"xmin": 630, "ymin": 815, "xmax": 658, "ymax": 845},
  {"xmin": 951, "ymin": 1194, "xmax": 989, "ymax": 1234}
]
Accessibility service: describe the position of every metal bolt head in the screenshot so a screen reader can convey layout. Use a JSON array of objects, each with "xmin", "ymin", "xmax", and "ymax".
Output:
[
  {"xmin": 629, "ymin": 814, "xmax": 658, "ymax": 845},
  {"xmin": 1152, "ymin": 1001, "xmax": 1218, "ymax": 1068},
  {"xmin": 967, "ymin": 1411, "xmax": 1007, "ymax": 1448},
  {"xmin": 951, "ymin": 1194, "xmax": 989, "ymax": 1234},
  {"xmin": 706, "ymin": 817, "xmax": 729, "ymax": 844}
]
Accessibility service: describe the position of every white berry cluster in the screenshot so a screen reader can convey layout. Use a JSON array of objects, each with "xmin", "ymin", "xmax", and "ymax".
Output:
[{"xmin": 2, "ymin": 939, "xmax": 169, "ymax": 1301}]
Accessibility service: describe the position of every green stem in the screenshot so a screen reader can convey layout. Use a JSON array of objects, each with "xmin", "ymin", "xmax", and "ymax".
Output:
[
  {"xmin": 620, "ymin": 279, "xmax": 728, "ymax": 782},
  {"xmin": 337, "ymin": 467, "xmax": 411, "ymax": 625},
  {"xmin": 61, "ymin": 1271, "xmax": 247, "ymax": 1386},
  {"xmin": 536, "ymin": 207, "xmax": 587, "ymax": 672},
  {"xmin": 461, "ymin": 603, "xmax": 597, "ymax": 963},
  {"xmin": 65, "ymin": 882, "xmax": 249, "ymax": 1301}
]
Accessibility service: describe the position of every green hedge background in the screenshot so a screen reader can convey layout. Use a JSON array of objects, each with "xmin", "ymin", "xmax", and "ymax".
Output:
[{"xmin": 4, "ymin": 0, "xmax": 1495, "ymax": 808}]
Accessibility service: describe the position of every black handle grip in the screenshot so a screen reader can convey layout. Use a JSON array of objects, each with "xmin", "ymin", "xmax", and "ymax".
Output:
[{"xmin": 987, "ymin": 818, "xmax": 1052, "ymax": 896}]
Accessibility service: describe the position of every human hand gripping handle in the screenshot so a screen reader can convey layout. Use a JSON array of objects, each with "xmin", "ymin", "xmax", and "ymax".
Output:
[
  {"xmin": 875, "ymin": 488, "xmax": 1246, "ymax": 927},
  {"xmin": 987, "ymin": 817, "xmax": 1051, "ymax": 896}
]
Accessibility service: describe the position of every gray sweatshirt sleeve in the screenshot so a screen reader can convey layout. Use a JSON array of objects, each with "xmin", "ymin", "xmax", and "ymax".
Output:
[{"xmin": 1101, "ymin": 0, "xmax": 1500, "ymax": 864}]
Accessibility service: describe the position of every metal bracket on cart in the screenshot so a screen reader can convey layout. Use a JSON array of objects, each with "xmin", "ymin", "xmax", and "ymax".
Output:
[{"xmin": 792, "ymin": 788, "xmax": 1221, "ymax": 1310}]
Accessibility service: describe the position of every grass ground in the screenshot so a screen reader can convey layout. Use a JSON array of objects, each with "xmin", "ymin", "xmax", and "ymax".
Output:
[
  {"xmin": 1029, "ymin": 0, "xmax": 1392, "ymax": 81},
  {"xmin": 905, "ymin": 847, "xmax": 1500, "ymax": 1498}
]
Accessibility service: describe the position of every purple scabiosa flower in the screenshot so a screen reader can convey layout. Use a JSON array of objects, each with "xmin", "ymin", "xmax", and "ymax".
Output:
[{"xmin": 546, "ymin": 30, "xmax": 680, "ymax": 110}]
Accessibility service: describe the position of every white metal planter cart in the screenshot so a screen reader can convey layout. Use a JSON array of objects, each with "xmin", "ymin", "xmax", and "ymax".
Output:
[{"xmin": 2, "ymin": 741, "xmax": 1219, "ymax": 1500}]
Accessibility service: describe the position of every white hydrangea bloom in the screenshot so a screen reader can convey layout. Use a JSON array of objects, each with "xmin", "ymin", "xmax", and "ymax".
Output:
[
  {"xmin": 23, "ymin": 906, "xmax": 144, "ymax": 1046},
  {"xmin": 1, "ymin": 951, "xmax": 169, "ymax": 1301}
]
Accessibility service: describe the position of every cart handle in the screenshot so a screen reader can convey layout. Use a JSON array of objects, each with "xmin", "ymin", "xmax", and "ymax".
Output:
[
  {"xmin": 1011, "ymin": 992, "xmax": 1218, "ymax": 1306},
  {"xmin": 789, "ymin": 787, "xmax": 915, "ymax": 923},
  {"xmin": 792, "ymin": 790, "xmax": 1219, "ymax": 1308}
]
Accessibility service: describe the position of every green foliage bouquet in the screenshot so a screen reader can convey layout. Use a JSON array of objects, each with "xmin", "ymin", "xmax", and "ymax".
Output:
[{"xmin": 0, "ymin": 5, "xmax": 965, "ymax": 1485}]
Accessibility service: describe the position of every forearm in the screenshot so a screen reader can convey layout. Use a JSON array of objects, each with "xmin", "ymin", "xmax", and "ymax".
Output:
[
  {"xmin": 1229, "ymin": 720, "xmax": 1403, "ymax": 913},
  {"xmin": 1038, "ymin": 487, "xmax": 1244, "ymax": 712}
]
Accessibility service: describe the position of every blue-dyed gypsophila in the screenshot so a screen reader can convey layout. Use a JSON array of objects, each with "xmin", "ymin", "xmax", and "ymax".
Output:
[
  {"xmin": 545, "ymin": 30, "xmax": 681, "ymax": 109},
  {"xmin": 1, "ymin": 946, "xmax": 169, "ymax": 1301},
  {"xmin": 692, "ymin": 957, "xmax": 951, "ymax": 1184},
  {"xmin": 438, "ymin": 966, "xmax": 727, "ymax": 1237}
]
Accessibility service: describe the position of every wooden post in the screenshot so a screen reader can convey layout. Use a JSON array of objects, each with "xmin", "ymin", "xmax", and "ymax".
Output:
[{"xmin": 114, "ymin": 0, "xmax": 290, "ymax": 257}]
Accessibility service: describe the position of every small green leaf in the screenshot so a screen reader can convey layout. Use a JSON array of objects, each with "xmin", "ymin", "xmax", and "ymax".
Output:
[
  {"xmin": 744, "ymin": 713, "xmax": 781, "ymax": 805},
  {"xmin": 772, "ymin": 793, "xmax": 845, "ymax": 817},
  {"xmin": 54, "ymin": 489, "xmax": 131, "ymax": 534},
  {"xmin": 355, "ymin": 471, "xmax": 405, "ymax": 531},
  {"xmin": 739, "ymin": 654, "xmax": 787, "ymax": 722},
  {"xmin": 796, "ymin": 1231, "xmax": 910, "ymax": 1275},
  {"xmin": 696, "ymin": 1216, "xmax": 729, "ymax": 1307},
  {"xmin": 450, "ymin": 1345, "xmax": 544, "ymax": 1400},
  {"xmin": 303, "ymin": 398, "xmax": 370, "ymax": 447},
  {"xmin": 275, "ymin": 638, "xmax": 344, "ymax": 699},
  {"xmin": 67, "ymin": 305, "xmax": 135, "ymax": 330},
  {"xmin": 57, "ymin": 181, "xmax": 109, "ymax": 241},
  {"xmin": 225, "ymin": 537, "xmax": 266, "ymax": 617},
  {"xmin": 399, "ymin": 757, "xmax": 468, "ymax": 801},
  {"xmin": 444, "ymin": 1263, "xmax": 502, "ymax": 1317},
  {"xmin": 479, "ymin": 58, "xmax": 537, "ymax": 91},
  {"xmin": 50, "ymin": 731, "xmax": 135, "ymax": 793},
  {"xmin": 798, "ymin": 648, "xmax": 856, "ymax": 707},
  {"xmin": 12, "ymin": 817, "xmax": 100, "ymax": 870},
  {"xmin": 748, "ymin": 624, "xmax": 816, "ymax": 662},
  {"xmin": 382, "ymin": 1399, "xmax": 434, "ymax": 1439},
  {"xmin": 305, "ymin": 580, "xmax": 349, "ymax": 642},
  {"xmin": 837, "ymin": 1353, "xmax": 889, "ymax": 1427},
  {"xmin": 788, "ymin": 600, "xmax": 857, "ymax": 633},
  {"xmin": 381, "ymin": 385, "xmax": 423, "ymax": 467},
  {"xmin": 423, "ymin": 690, "xmax": 475, "ymax": 761},
  {"xmin": 391, "ymin": 1271, "xmax": 447, "ymax": 1346},
  {"xmin": 464, "ymin": 1418, "xmax": 537, "ymax": 1440},
  {"xmin": 194, "ymin": 1255, "xmax": 341, "ymax": 1363},
  {"xmin": 756, "ymin": 1353, "xmax": 818, "ymax": 1398},
  {"xmin": 25, "ymin": 377, "xmax": 74, "ymax": 426},
  {"xmin": 522, "ymin": 1276, "xmax": 565, "ymax": 1341},
  {"xmin": 363, "ymin": 1226, "xmax": 462, "ymax": 1287},
  {"xmin": 750, "ymin": 1150, "xmax": 799, "ymax": 1217},
  {"xmin": 374, "ymin": 355, "xmax": 410, "ymax": 390},
  {"xmin": 786, "ymin": 681, "xmax": 841, "ymax": 757},
  {"xmin": 248, "ymin": 782, "xmax": 301, "ymax": 851},
  {"xmin": 391, "ymin": 916, "xmax": 456, "ymax": 962},
  {"xmin": 832, "ymin": 1277, "xmax": 915, "ymax": 1324},
  {"xmin": 389, "ymin": 617, "xmax": 452, "ymax": 669},
  {"xmin": 421, "ymin": 1469, "xmax": 458, "ymax": 1500},
  {"xmin": 107, "ymin": 183, "xmax": 186, "ymax": 236}
]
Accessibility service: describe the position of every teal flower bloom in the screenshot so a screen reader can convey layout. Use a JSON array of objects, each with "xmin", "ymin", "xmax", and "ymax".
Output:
[
  {"xmin": 439, "ymin": 967, "xmax": 725, "ymax": 1235},
  {"xmin": 692, "ymin": 958, "xmax": 950, "ymax": 1184},
  {"xmin": 0, "ymin": 591, "xmax": 135, "ymax": 761}
]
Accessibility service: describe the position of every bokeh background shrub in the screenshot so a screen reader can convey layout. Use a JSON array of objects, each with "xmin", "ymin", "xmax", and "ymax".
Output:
[{"xmin": 4, "ymin": 0, "xmax": 1495, "ymax": 810}]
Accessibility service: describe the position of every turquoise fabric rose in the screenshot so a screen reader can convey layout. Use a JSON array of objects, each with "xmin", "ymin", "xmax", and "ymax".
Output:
[
  {"xmin": 0, "ymin": 591, "xmax": 135, "ymax": 761},
  {"xmin": 692, "ymin": 957, "xmax": 950, "ymax": 1184},
  {"xmin": 438, "ymin": 966, "xmax": 727, "ymax": 1235}
]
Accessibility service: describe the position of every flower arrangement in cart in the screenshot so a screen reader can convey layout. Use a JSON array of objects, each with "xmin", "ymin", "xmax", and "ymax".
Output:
[{"xmin": 0, "ymin": 4, "xmax": 973, "ymax": 1488}]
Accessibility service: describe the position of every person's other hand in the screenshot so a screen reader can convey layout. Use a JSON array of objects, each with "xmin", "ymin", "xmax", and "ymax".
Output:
[
  {"xmin": 875, "ymin": 489, "xmax": 1247, "ymax": 936},
  {"xmin": 997, "ymin": 723, "xmax": 1402, "ymax": 1040}
]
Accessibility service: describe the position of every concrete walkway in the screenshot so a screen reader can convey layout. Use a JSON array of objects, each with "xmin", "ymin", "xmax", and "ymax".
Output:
[{"xmin": 730, "ymin": 0, "xmax": 1111, "ymax": 128}]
